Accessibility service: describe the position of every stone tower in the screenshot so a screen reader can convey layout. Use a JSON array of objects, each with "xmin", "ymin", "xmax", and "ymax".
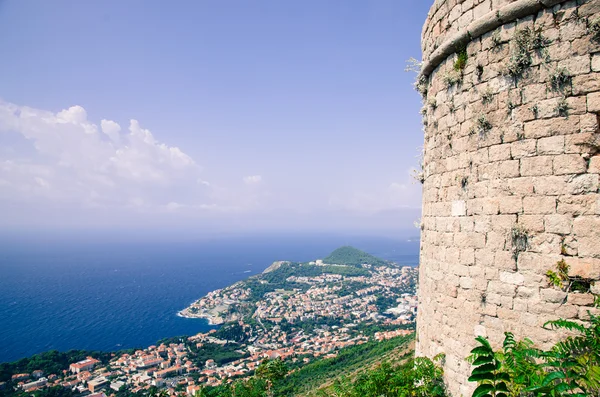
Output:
[{"xmin": 416, "ymin": 1, "xmax": 600, "ymax": 395}]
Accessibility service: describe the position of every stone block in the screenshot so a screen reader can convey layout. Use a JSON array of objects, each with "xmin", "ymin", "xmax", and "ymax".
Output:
[
  {"xmin": 572, "ymin": 73, "xmax": 600, "ymax": 95},
  {"xmin": 544, "ymin": 214, "xmax": 572, "ymax": 234},
  {"xmin": 555, "ymin": 304, "xmax": 579, "ymax": 319},
  {"xmin": 486, "ymin": 231, "xmax": 507, "ymax": 249},
  {"xmin": 558, "ymin": 195, "xmax": 599, "ymax": 216},
  {"xmin": 537, "ymin": 136, "xmax": 565, "ymax": 155},
  {"xmin": 553, "ymin": 154, "xmax": 588, "ymax": 175},
  {"xmin": 533, "ymin": 176, "xmax": 568, "ymax": 196},
  {"xmin": 557, "ymin": 55, "xmax": 590, "ymax": 76},
  {"xmin": 460, "ymin": 277, "xmax": 475, "ymax": 289},
  {"xmin": 494, "ymin": 250, "xmax": 516, "ymax": 271},
  {"xmin": 498, "ymin": 160, "xmax": 521, "ymax": 178},
  {"xmin": 507, "ymin": 177, "xmax": 534, "ymax": 195},
  {"xmin": 588, "ymin": 92, "xmax": 600, "ymax": 112},
  {"xmin": 577, "ymin": 237, "xmax": 600, "ymax": 258},
  {"xmin": 499, "ymin": 271, "xmax": 525, "ymax": 285},
  {"xmin": 451, "ymin": 263, "xmax": 470, "ymax": 277},
  {"xmin": 579, "ymin": 1, "xmax": 600, "ymax": 17},
  {"xmin": 567, "ymin": 174, "xmax": 599, "ymax": 195},
  {"xmin": 482, "ymin": 198, "xmax": 500, "ymax": 215},
  {"xmin": 566, "ymin": 96, "xmax": 587, "ymax": 115},
  {"xmin": 489, "ymin": 144, "xmax": 512, "ymax": 162},
  {"xmin": 519, "ymin": 215, "xmax": 545, "ymax": 232},
  {"xmin": 511, "ymin": 139, "xmax": 537, "ymax": 158},
  {"xmin": 520, "ymin": 156, "xmax": 554, "ymax": 176},
  {"xmin": 523, "ymin": 118, "xmax": 580, "ymax": 139},
  {"xmin": 516, "ymin": 286, "xmax": 537, "ymax": 299},
  {"xmin": 523, "ymin": 196, "xmax": 556, "ymax": 214},
  {"xmin": 580, "ymin": 113, "xmax": 599, "ymax": 134},
  {"xmin": 537, "ymin": 97, "xmax": 565, "ymax": 119},
  {"xmin": 579, "ymin": 306, "xmax": 600, "ymax": 321},
  {"xmin": 593, "ymin": 54, "xmax": 600, "ymax": 73},
  {"xmin": 540, "ymin": 288, "xmax": 567, "ymax": 303},
  {"xmin": 498, "ymin": 307, "xmax": 520, "ymax": 321},
  {"xmin": 522, "ymin": 83, "xmax": 547, "ymax": 104},
  {"xmin": 567, "ymin": 293, "xmax": 596, "ymax": 306},
  {"xmin": 485, "ymin": 266, "xmax": 499, "ymax": 280},
  {"xmin": 590, "ymin": 156, "xmax": 600, "ymax": 174},
  {"xmin": 487, "ymin": 280, "xmax": 517, "ymax": 297},
  {"xmin": 529, "ymin": 232, "xmax": 563, "ymax": 255},
  {"xmin": 517, "ymin": 252, "xmax": 561, "ymax": 273},
  {"xmin": 452, "ymin": 200, "xmax": 467, "ymax": 217},
  {"xmin": 568, "ymin": 257, "xmax": 600, "ymax": 279},
  {"xmin": 498, "ymin": 196, "xmax": 522, "ymax": 214},
  {"xmin": 469, "ymin": 265, "xmax": 485, "ymax": 278}
]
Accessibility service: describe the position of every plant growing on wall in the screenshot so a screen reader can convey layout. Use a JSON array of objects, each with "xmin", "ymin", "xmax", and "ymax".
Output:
[
  {"xmin": 510, "ymin": 225, "xmax": 529, "ymax": 261},
  {"xmin": 468, "ymin": 315, "xmax": 600, "ymax": 397},
  {"xmin": 546, "ymin": 259, "xmax": 596, "ymax": 295},
  {"xmin": 471, "ymin": 115, "xmax": 492, "ymax": 139},
  {"xmin": 406, "ymin": 57, "xmax": 428, "ymax": 99},
  {"xmin": 454, "ymin": 46, "xmax": 468, "ymax": 72},
  {"xmin": 481, "ymin": 88, "xmax": 494, "ymax": 105},
  {"xmin": 504, "ymin": 26, "xmax": 550, "ymax": 81},
  {"xmin": 550, "ymin": 68, "xmax": 572, "ymax": 93},
  {"xmin": 411, "ymin": 147, "xmax": 425, "ymax": 184},
  {"xmin": 555, "ymin": 97, "xmax": 569, "ymax": 118},
  {"xmin": 529, "ymin": 104, "xmax": 539, "ymax": 119},
  {"xmin": 444, "ymin": 69, "xmax": 463, "ymax": 89},
  {"xmin": 590, "ymin": 18, "xmax": 600, "ymax": 42}
]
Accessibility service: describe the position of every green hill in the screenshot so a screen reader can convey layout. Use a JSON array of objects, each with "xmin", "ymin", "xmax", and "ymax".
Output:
[{"xmin": 322, "ymin": 246, "xmax": 389, "ymax": 267}]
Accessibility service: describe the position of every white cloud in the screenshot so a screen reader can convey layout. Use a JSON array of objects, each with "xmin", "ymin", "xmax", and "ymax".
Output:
[
  {"xmin": 243, "ymin": 175, "xmax": 262, "ymax": 185},
  {"xmin": 0, "ymin": 99, "xmax": 209, "ymax": 210},
  {"xmin": 100, "ymin": 119, "xmax": 121, "ymax": 143}
]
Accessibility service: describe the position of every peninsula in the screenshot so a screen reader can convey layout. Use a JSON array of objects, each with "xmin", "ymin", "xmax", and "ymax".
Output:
[{"xmin": 0, "ymin": 247, "xmax": 418, "ymax": 397}]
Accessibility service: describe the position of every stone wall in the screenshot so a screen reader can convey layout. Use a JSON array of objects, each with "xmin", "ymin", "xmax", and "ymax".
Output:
[{"xmin": 416, "ymin": 1, "xmax": 600, "ymax": 395}]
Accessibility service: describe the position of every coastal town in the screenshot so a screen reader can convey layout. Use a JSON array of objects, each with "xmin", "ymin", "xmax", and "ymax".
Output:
[{"xmin": 1, "ymin": 248, "xmax": 418, "ymax": 397}]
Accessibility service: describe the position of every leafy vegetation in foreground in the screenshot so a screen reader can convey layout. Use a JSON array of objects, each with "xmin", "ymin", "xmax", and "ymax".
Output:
[
  {"xmin": 468, "ymin": 314, "xmax": 600, "ymax": 397},
  {"xmin": 322, "ymin": 246, "xmax": 389, "ymax": 268},
  {"xmin": 319, "ymin": 356, "xmax": 446, "ymax": 397}
]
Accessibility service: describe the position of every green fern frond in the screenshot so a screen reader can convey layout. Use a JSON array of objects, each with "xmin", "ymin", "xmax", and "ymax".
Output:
[{"xmin": 544, "ymin": 318, "xmax": 586, "ymax": 333}]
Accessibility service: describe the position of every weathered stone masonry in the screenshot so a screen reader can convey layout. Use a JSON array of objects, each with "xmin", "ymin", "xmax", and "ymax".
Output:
[{"xmin": 416, "ymin": 0, "xmax": 600, "ymax": 395}]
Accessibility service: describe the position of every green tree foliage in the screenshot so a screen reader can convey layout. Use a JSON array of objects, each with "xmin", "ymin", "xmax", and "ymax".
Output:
[
  {"xmin": 0, "ymin": 350, "xmax": 109, "ymax": 382},
  {"xmin": 468, "ymin": 314, "xmax": 600, "ymax": 397},
  {"xmin": 213, "ymin": 324, "xmax": 248, "ymax": 343},
  {"xmin": 318, "ymin": 356, "xmax": 446, "ymax": 397},
  {"xmin": 189, "ymin": 343, "xmax": 247, "ymax": 368},
  {"xmin": 255, "ymin": 358, "xmax": 288, "ymax": 383},
  {"xmin": 322, "ymin": 247, "xmax": 389, "ymax": 268}
]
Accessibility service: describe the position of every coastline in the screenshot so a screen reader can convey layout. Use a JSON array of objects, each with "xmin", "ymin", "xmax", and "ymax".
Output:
[{"xmin": 176, "ymin": 309, "xmax": 221, "ymax": 326}]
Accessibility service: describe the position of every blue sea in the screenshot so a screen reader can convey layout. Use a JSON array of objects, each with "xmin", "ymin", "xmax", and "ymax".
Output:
[{"xmin": 0, "ymin": 233, "xmax": 419, "ymax": 363}]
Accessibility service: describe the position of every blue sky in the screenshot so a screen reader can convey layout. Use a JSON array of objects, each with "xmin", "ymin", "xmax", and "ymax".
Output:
[{"xmin": 0, "ymin": 0, "xmax": 431, "ymax": 237}]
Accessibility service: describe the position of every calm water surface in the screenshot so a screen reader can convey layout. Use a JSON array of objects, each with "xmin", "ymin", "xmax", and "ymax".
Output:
[{"xmin": 0, "ymin": 234, "xmax": 419, "ymax": 362}]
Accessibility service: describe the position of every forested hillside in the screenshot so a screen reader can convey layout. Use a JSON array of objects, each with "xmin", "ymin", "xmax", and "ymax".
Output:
[{"xmin": 322, "ymin": 246, "xmax": 389, "ymax": 267}]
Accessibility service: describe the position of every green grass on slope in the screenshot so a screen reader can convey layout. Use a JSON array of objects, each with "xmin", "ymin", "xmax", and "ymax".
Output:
[{"xmin": 273, "ymin": 334, "xmax": 414, "ymax": 396}]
